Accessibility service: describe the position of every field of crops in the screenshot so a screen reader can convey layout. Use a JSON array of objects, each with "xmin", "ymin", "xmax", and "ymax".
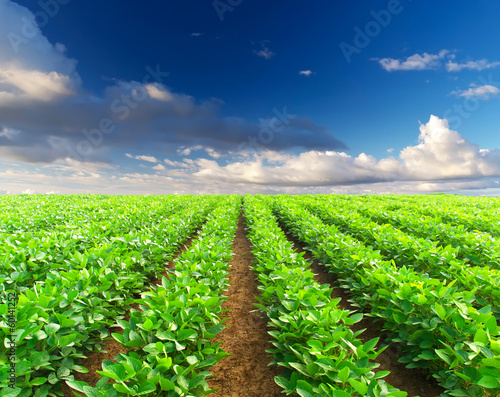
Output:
[{"xmin": 1, "ymin": 194, "xmax": 499, "ymax": 397}]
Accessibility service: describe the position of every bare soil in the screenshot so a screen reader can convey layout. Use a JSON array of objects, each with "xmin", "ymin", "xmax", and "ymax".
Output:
[
  {"xmin": 283, "ymin": 229, "xmax": 445, "ymax": 397},
  {"xmin": 208, "ymin": 214, "xmax": 284, "ymax": 397}
]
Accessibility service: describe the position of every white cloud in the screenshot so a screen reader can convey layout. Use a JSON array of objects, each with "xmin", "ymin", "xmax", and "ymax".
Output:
[
  {"xmin": 190, "ymin": 33, "xmax": 204, "ymax": 37},
  {"xmin": 2, "ymin": 115, "xmax": 500, "ymax": 195},
  {"xmin": 164, "ymin": 158, "xmax": 185, "ymax": 167},
  {"xmin": 125, "ymin": 153, "xmax": 134, "ymax": 158},
  {"xmin": 145, "ymin": 84, "xmax": 174, "ymax": 101},
  {"xmin": 400, "ymin": 116, "xmax": 500, "ymax": 180},
  {"xmin": 193, "ymin": 115, "xmax": 500, "ymax": 186},
  {"xmin": 176, "ymin": 145, "xmax": 221, "ymax": 158},
  {"xmin": 177, "ymin": 147, "xmax": 192, "ymax": 156},
  {"xmin": 375, "ymin": 50, "xmax": 500, "ymax": 74},
  {"xmin": 205, "ymin": 148, "xmax": 221, "ymax": 159},
  {"xmin": 152, "ymin": 163, "xmax": 166, "ymax": 171},
  {"xmin": 0, "ymin": 68, "xmax": 76, "ymax": 103},
  {"xmin": 253, "ymin": 41, "xmax": 275, "ymax": 60},
  {"xmin": 134, "ymin": 155, "xmax": 158, "ymax": 163},
  {"xmin": 446, "ymin": 59, "xmax": 500, "ymax": 72},
  {"xmin": 0, "ymin": 1, "xmax": 80, "ymax": 105},
  {"xmin": 374, "ymin": 50, "xmax": 450, "ymax": 71},
  {"xmin": 299, "ymin": 70, "xmax": 314, "ymax": 76},
  {"xmin": 0, "ymin": 3, "xmax": 344, "ymax": 166},
  {"xmin": 0, "ymin": 127, "xmax": 20, "ymax": 139},
  {"xmin": 450, "ymin": 84, "xmax": 500, "ymax": 99}
]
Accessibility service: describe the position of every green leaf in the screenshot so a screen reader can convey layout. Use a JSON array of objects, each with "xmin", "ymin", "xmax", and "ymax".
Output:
[
  {"xmin": 349, "ymin": 378, "xmax": 368, "ymax": 395},
  {"xmin": 448, "ymin": 391, "xmax": 469, "ymax": 396},
  {"xmin": 474, "ymin": 329, "xmax": 488, "ymax": 345},
  {"xmin": 57, "ymin": 367, "xmax": 71, "ymax": 379},
  {"xmin": 338, "ymin": 366, "xmax": 350, "ymax": 383},
  {"xmin": 45, "ymin": 323, "xmax": 60, "ymax": 335},
  {"xmin": 186, "ymin": 356, "xmax": 198, "ymax": 365},
  {"xmin": 374, "ymin": 371, "xmax": 390, "ymax": 379},
  {"xmin": 296, "ymin": 380, "xmax": 314, "ymax": 397},
  {"xmin": 434, "ymin": 303, "xmax": 446, "ymax": 320},
  {"xmin": 82, "ymin": 386, "xmax": 101, "ymax": 397},
  {"xmin": 477, "ymin": 375, "xmax": 500, "ymax": 388},
  {"xmin": 350, "ymin": 313, "xmax": 363, "ymax": 323},
  {"xmin": 482, "ymin": 358, "xmax": 500, "ymax": 368},
  {"xmin": 177, "ymin": 329, "xmax": 197, "ymax": 341},
  {"xmin": 113, "ymin": 384, "xmax": 134, "ymax": 394},
  {"xmin": 160, "ymin": 378, "xmax": 175, "ymax": 391},
  {"xmin": 435, "ymin": 349, "xmax": 452, "ymax": 365},
  {"xmin": 274, "ymin": 376, "xmax": 290, "ymax": 390},
  {"xmin": 65, "ymin": 381, "xmax": 88, "ymax": 392},
  {"xmin": 0, "ymin": 388, "xmax": 22, "ymax": 397},
  {"xmin": 58, "ymin": 333, "xmax": 77, "ymax": 347},
  {"xmin": 97, "ymin": 364, "xmax": 126, "ymax": 381},
  {"xmin": 137, "ymin": 383, "xmax": 157, "ymax": 395},
  {"xmin": 332, "ymin": 391, "xmax": 352, "ymax": 397},
  {"xmin": 156, "ymin": 330, "xmax": 175, "ymax": 341},
  {"xmin": 125, "ymin": 338, "xmax": 144, "ymax": 348},
  {"xmin": 142, "ymin": 319, "xmax": 153, "ymax": 331}
]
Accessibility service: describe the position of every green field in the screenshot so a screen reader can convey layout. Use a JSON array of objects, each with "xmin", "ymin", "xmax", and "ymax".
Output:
[{"xmin": 1, "ymin": 194, "xmax": 499, "ymax": 397}]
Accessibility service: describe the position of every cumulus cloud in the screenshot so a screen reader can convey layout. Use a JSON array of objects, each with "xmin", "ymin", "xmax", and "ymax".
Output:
[
  {"xmin": 399, "ymin": 116, "xmax": 500, "ymax": 180},
  {"xmin": 450, "ymin": 84, "xmax": 500, "ymax": 99},
  {"xmin": 152, "ymin": 163, "xmax": 166, "ymax": 171},
  {"xmin": 299, "ymin": 70, "xmax": 314, "ymax": 76},
  {"xmin": 2, "ymin": 116, "xmax": 500, "ymax": 195},
  {"xmin": 0, "ymin": 1, "xmax": 81, "ymax": 102},
  {"xmin": 193, "ymin": 115, "xmax": 500, "ymax": 186},
  {"xmin": 374, "ymin": 50, "xmax": 450, "ymax": 71},
  {"xmin": 0, "ymin": 68, "xmax": 77, "ymax": 103}
]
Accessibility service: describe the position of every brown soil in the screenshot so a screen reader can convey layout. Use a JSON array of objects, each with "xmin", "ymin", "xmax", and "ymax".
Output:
[
  {"xmin": 208, "ymin": 214, "xmax": 284, "ymax": 397},
  {"xmin": 284, "ymin": 230, "xmax": 445, "ymax": 397},
  {"xmin": 62, "ymin": 231, "xmax": 200, "ymax": 397},
  {"xmin": 60, "ymin": 328, "xmax": 127, "ymax": 396}
]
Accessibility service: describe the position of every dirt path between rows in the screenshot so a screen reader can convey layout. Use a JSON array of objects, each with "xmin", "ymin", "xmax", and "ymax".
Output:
[
  {"xmin": 282, "ymin": 229, "xmax": 444, "ymax": 397},
  {"xmin": 208, "ymin": 214, "xmax": 283, "ymax": 397}
]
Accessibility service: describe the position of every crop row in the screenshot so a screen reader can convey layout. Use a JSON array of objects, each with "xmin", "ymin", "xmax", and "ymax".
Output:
[
  {"xmin": 327, "ymin": 195, "xmax": 500, "ymax": 269},
  {"xmin": 366, "ymin": 195, "xmax": 500, "ymax": 238},
  {"xmin": 66, "ymin": 195, "xmax": 241, "ymax": 396},
  {"xmin": 296, "ymin": 196, "xmax": 500, "ymax": 321},
  {"xmin": 0, "ymin": 196, "xmax": 222, "ymax": 396},
  {"xmin": 1, "ymin": 196, "xmax": 217, "ymax": 291},
  {"xmin": 243, "ymin": 196, "xmax": 406, "ymax": 397},
  {"xmin": 268, "ymin": 195, "xmax": 500, "ymax": 396},
  {"xmin": 0, "ymin": 195, "xmax": 184, "ymax": 234}
]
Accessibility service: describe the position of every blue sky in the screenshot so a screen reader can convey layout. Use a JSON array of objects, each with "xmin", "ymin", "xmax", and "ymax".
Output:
[{"xmin": 1, "ymin": 0, "xmax": 500, "ymax": 194}]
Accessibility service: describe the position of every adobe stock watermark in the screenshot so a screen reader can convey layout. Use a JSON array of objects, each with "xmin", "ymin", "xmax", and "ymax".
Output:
[
  {"xmin": 3, "ymin": 290, "xmax": 18, "ymax": 389},
  {"xmin": 9, "ymin": 0, "xmax": 71, "ymax": 54},
  {"xmin": 64, "ymin": 65, "xmax": 170, "ymax": 163},
  {"xmin": 206, "ymin": 107, "xmax": 296, "ymax": 190},
  {"xmin": 443, "ymin": 73, "xmax": 500, "ymax": 130},
  {"xmin": 237, "ymin": 107, "xmax": 296, "ymax": 154},
  {"xmin": 340, "ymin": 0, "xmax": 407, "ymax": 64},
  {"xmin": 213, "ymin": 0, "xmax": 243, "ymax": 22}
]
